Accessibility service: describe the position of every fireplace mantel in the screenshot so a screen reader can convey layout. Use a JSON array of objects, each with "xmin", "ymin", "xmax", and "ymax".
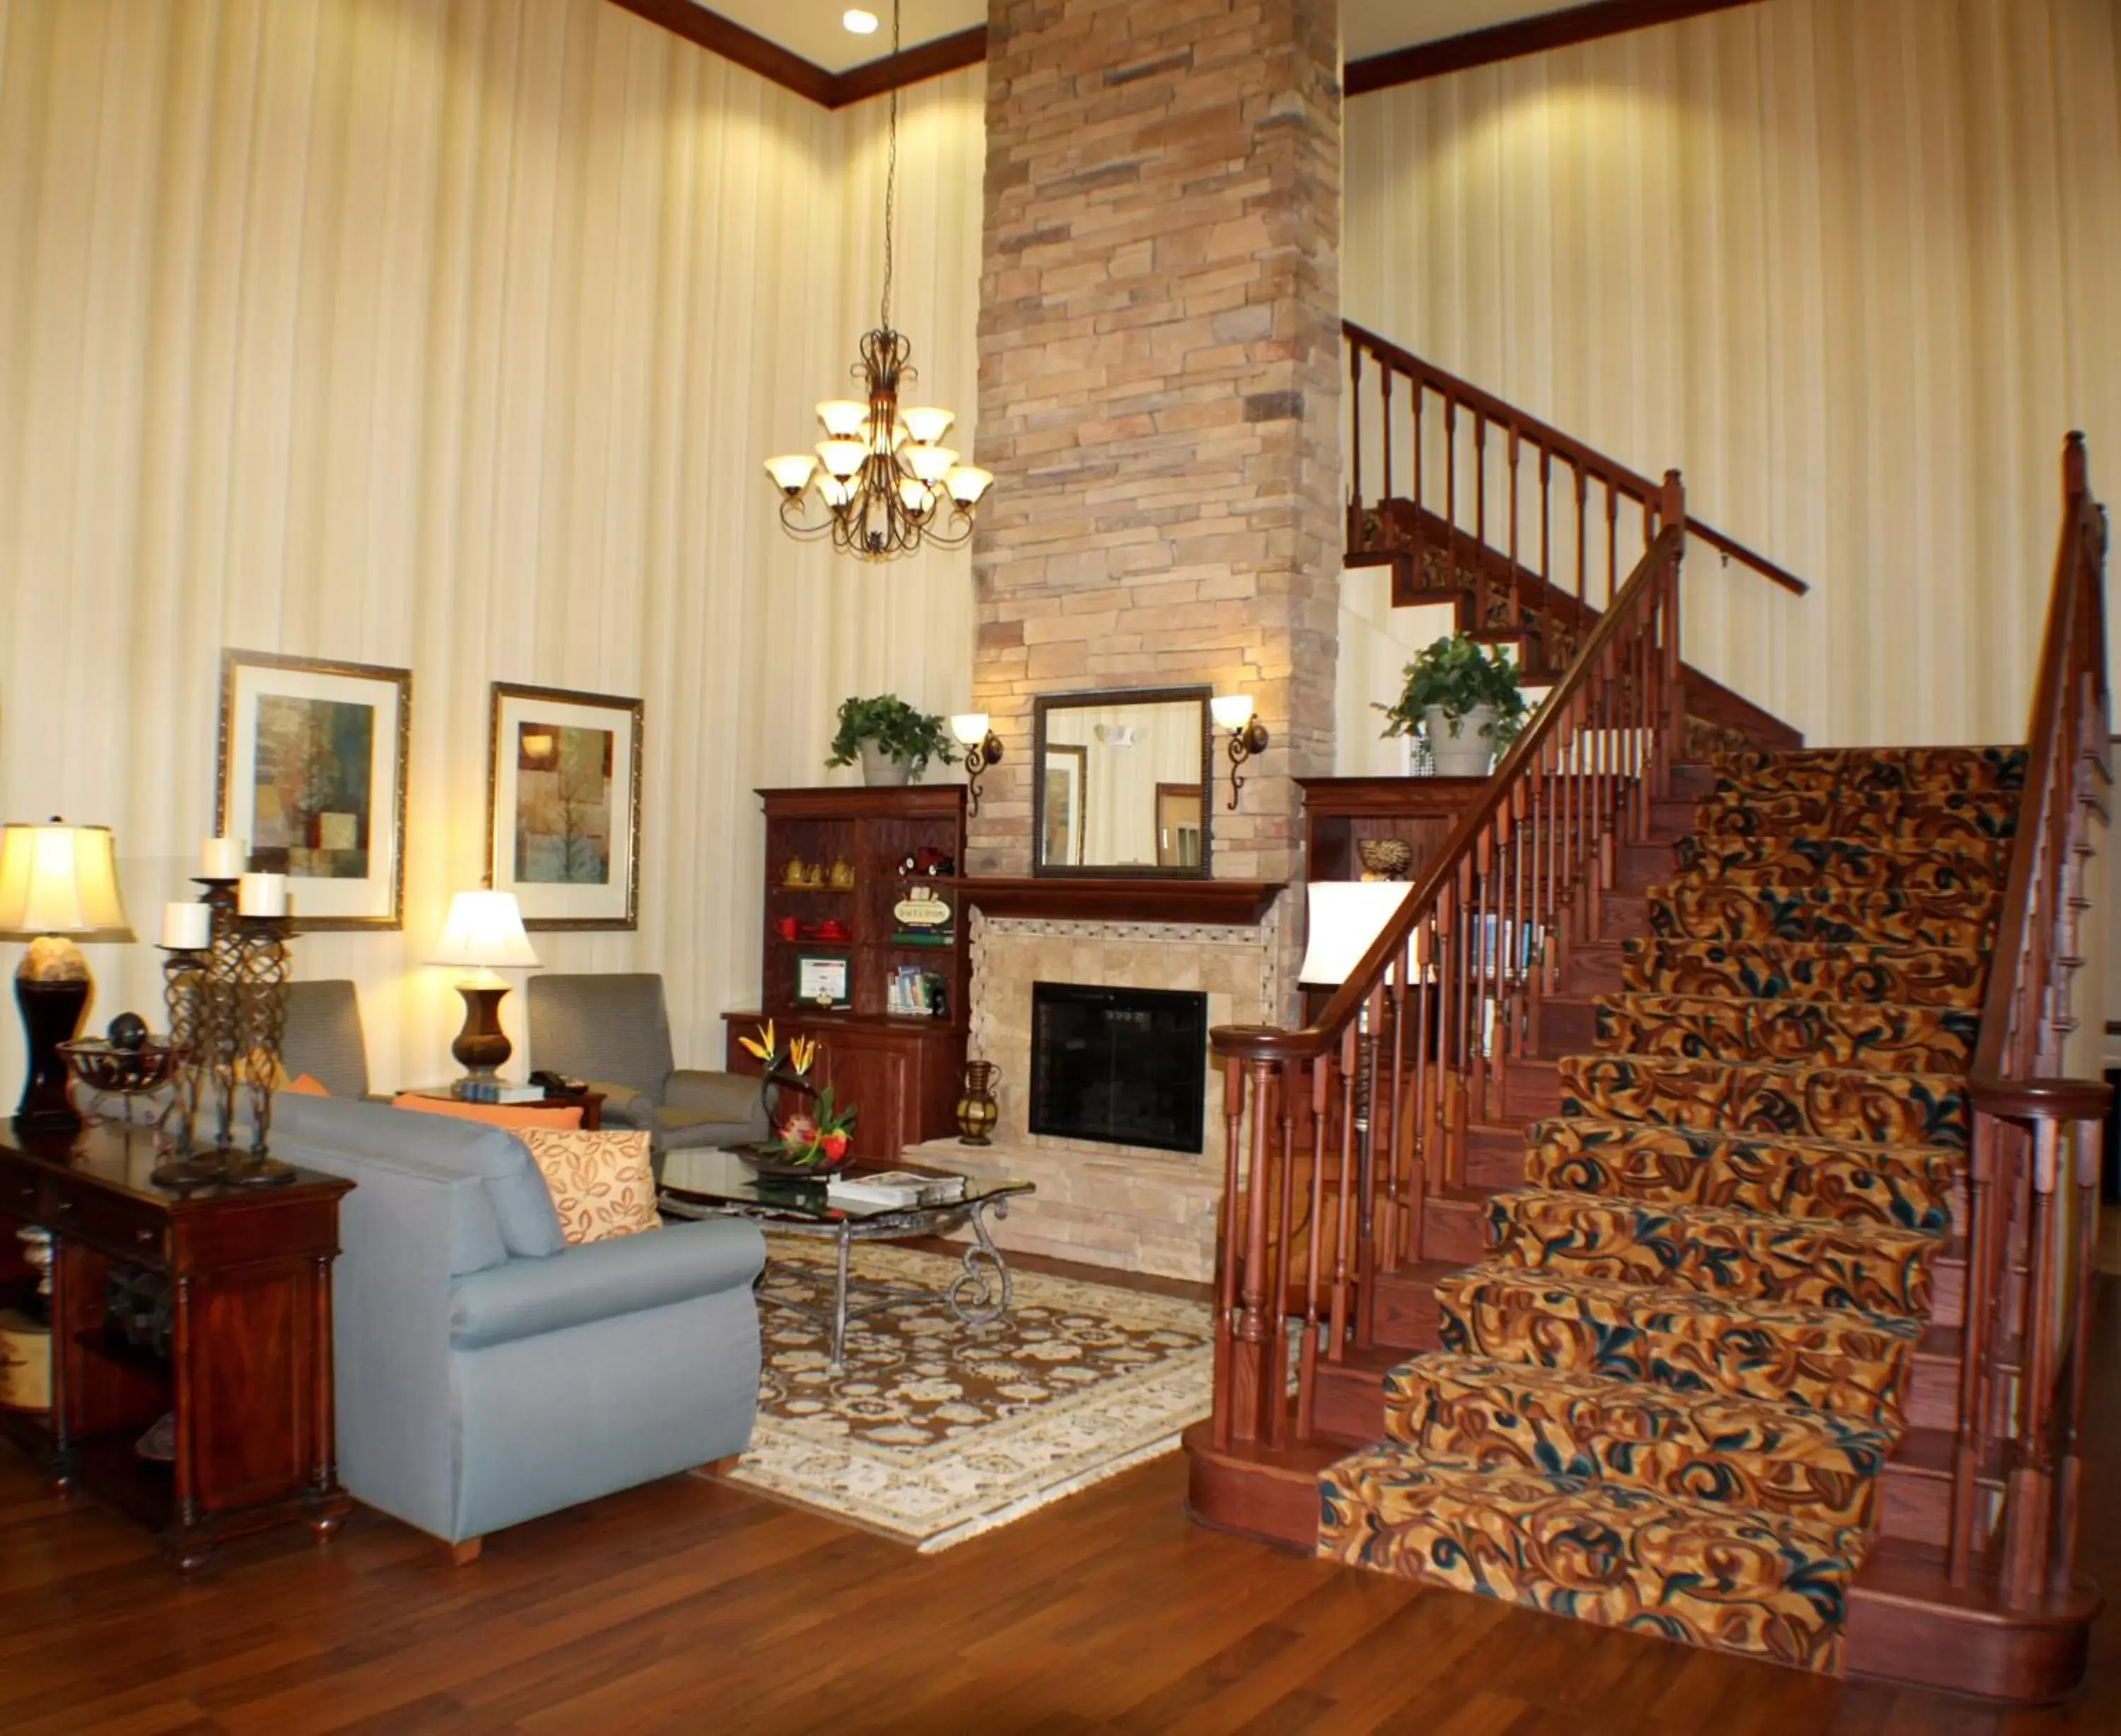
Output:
[{"xmin": 952, "ymin": 877, "xmax": 1285, "ymax": 925}]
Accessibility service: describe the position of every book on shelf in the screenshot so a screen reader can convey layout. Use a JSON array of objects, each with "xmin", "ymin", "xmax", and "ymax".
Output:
[
  {"xmin": 887, "ymin": 929, "xmax": 956, "ymax": 946},
  {"xmin": 826, "ymin": 1170, "xmax": 968, "ymax": 1209}
]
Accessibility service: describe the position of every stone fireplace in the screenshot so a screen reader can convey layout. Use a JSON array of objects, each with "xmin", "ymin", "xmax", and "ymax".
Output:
[{"xmin": 911, "ymin": 901, "xmax": 1283, "ymax": 1282}]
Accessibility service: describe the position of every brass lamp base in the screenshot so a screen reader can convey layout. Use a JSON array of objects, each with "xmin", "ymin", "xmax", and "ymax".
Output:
[
  {"xmin": 15, "ymin": 947, "xmax": 90, "ymax": 1133},
  {"xmin": 451, "ymin": 983, "xmax": 513, "ymax": 1079}
]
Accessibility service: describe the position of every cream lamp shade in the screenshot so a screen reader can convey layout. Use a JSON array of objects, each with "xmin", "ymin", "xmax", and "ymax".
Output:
[
  {"xmin": 0, "ymin": 821, "xmax": 134, "ymax": 942},
  {"xmin": 1210, "ymin": 693, "xmax": 1256, "ymax": 732},
  {"xmin": 950, "ymin": 712, "xmax": 991, "ymax": 746},
  {"xmin": 1297, "ymin": 881, "xmax": 1413, "ymax": 988},
  {"xmin": 428, "ymin": 890, "xmax": 540, "ymax": 975}
]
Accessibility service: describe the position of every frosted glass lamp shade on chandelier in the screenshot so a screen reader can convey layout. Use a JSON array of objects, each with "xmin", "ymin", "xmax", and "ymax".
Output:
[
  {"xmin": 430, "ymin": 890, "xmax": 540, "ymax": 1079},
  {"xmin": 760, "ymin": 0, "xmax": 992, "ymax": 561},
  {"xmin": 0, "ymin": 820, "xmax": 134, "ymax": 1131}
]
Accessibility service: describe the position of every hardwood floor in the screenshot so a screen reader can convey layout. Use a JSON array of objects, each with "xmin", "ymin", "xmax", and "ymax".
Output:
[{"xmin": 6, "ymin": 1277, "xmax": 2121, "ymax": 1732}]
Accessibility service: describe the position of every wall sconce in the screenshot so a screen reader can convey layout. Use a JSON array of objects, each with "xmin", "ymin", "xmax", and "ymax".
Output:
[
  {"xmin": 1210, "ymin": 694, "xmax": 1270, "ymax": 811},
  {"xmin": 950, "ymin": 713, "xmax": 1005, "ymax": 818}
]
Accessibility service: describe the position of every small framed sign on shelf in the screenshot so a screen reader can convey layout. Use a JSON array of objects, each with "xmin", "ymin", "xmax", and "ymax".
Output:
[{"xmin": 795, "ymin": 953, "xmax": 852, "ymax": 1010}]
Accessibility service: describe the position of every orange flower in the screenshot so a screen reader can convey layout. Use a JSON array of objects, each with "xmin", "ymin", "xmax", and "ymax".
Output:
[{"xmin": 819, "ymin": 1130, "xmax": 848, "ymax": 1161}]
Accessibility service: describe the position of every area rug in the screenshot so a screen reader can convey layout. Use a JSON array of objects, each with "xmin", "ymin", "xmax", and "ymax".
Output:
[{"xmin": 705, "ymin": 1236, "xmax": 1213, "ymax": 1552}]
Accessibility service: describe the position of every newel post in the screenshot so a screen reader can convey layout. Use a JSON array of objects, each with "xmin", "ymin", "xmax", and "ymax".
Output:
[{"xmin": 1661, "ymin": 469, "xmax": 1686, "ymax": 771}]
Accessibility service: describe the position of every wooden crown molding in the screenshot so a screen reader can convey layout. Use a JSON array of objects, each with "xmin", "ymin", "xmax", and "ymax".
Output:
[
  {"xmin": 1344, "ymin": 0, "xmax": 1767, "ymax": 96},
  {"xmin": 606, "ymin": 1, "xmax": 986, "ymax": 109}
]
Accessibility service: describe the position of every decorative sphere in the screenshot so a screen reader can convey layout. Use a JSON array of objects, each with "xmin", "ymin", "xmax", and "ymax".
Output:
[{"xmin": 107, "ymin": 1011, "xmax": 150, "ymax": 1052}]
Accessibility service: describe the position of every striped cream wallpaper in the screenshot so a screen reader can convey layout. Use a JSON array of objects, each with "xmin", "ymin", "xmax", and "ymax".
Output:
[
  {"xmin": 0, "ymin": 0, "xmax": 986, "ymax": 1091},
  {"xmin": 1342, "ymin": 0, "xmax": 2121, "ymax": 749}
]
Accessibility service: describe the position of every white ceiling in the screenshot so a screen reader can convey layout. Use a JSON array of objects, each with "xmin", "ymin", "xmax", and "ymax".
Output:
[{"xmin": 695, "ymin": 1, "xmax": 1579, "ymax": 77}]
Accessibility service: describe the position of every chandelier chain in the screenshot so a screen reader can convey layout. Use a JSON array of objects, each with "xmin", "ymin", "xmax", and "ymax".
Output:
[{"xmin": 880, "ymin": 0, "xmax": 901, "ymax": 332}]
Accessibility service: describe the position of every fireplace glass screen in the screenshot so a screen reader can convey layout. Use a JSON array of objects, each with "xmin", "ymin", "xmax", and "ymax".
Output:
[{"xmin": 1029, "ymin": 982, "xmax": 1208, "ymax": 1154}]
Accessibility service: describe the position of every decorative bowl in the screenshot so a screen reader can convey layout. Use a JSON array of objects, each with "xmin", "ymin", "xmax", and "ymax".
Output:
[
  {"xmin": 731, "ymin": 1142, "xmax": 854, "ymax": 1180},
  {"xmin": 1356, "ymin": 838, "xmax": 1413, "ymax": 881},
  {"xmin": 60, "ymin": 1038, "xmax": 178, "ymax": 1095}
]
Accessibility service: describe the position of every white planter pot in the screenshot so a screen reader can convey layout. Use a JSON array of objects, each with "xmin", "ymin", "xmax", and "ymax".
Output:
[
  {"xmin": 1423, "ymin": 704, "xmax": 1496, "ymax": 778},
  {"xmin": 858, "ymin": 742, "xmax": 913, "ymax": 787}
]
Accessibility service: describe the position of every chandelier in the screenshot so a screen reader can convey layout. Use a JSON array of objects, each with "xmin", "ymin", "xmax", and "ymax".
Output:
[{"xmin": 762, "ymin": 1, "xmax": 991, "ymax": 561}]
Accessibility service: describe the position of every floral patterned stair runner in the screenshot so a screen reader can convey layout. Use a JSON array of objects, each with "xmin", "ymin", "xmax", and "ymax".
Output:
[{"xmin": 1317, "ymin": 745, "xmax": 2023, "ymax": 1673}]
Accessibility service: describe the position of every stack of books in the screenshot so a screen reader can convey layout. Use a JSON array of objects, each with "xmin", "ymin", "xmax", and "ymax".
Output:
[
  {"xmin": 824, "ymin": 1170, "xmax": 969, "ymax": 1210},
  {"xmin": 450, "ymin": 1079, "xmax": 549, "ymax": 1105}
]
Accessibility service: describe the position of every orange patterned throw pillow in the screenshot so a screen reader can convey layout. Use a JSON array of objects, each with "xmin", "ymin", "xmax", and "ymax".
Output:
[{"xmin": 515, "ymin": 1129, "xmax": 659, "ymax": 1245}]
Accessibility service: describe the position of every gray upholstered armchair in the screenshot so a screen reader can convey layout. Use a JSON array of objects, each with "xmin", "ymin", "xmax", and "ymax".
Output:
[
  {"xmin": 282, "ymin": 980, "xmax": 374, "ymax": 1098},
  {"xmin": 526, "ymin": 974, "xmax": 766, "ymax": 1153}
]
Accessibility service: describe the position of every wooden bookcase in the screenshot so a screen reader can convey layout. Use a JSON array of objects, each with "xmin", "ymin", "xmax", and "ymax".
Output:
[{"xmin": 722, "ymin": 785, "xmax": 970, "ymax": 1162}]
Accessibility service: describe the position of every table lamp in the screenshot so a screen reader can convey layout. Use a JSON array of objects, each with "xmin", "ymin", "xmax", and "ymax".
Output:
[
  {"xmin": 1297, "ymin": 881, "xmax": 1415, "ymax": 990},
  {"xmin": 0, "ymin": 819, "xmax": 136, "ymax": 1132},
  {"xmin": 429, "ymin": 888, "xmax": 540, "ymax": 1079}
]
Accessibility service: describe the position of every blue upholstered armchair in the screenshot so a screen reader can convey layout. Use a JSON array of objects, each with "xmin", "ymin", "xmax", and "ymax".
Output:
[{"xmin": 269, "ymin": 1093, "xmax": 764, "ymax": 1558}]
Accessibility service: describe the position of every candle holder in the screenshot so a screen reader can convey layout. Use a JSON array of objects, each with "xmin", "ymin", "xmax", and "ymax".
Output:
[
  {"xmin": 150, "ymin": 942, "xmax": 218, "ymax": 1190},
  {"xmin": 226, "ymin": 913, "xmax": 296, "ymax": 1187},
  {"xmin": 198, "ymin": 879, "xmax": 246, "ymax": 1154}
]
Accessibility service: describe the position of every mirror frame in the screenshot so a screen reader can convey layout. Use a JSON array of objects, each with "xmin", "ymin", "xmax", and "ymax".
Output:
[{"xmin": 1030, "ymin": 685, "xmax": 1215, "ymax": 879}]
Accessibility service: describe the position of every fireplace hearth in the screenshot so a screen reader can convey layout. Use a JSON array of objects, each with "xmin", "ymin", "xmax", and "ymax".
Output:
[{"xmin": 1029, "ymin": 982, "xmax": 1208, "ymax": 1154}]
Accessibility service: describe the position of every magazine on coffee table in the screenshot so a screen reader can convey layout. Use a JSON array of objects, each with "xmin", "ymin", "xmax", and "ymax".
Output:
[{"xmin": 825, "ymin": 1170, "xmax": 969, "ymax": 1210}]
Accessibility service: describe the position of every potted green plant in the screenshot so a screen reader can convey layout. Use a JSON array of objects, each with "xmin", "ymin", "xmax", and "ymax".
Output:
[
  {"xmin": 826, "ymin": 694, "xmax": 960, "ymax": 787},
  {"xmin": 1374, "ymin": 634, "xmax": 1531, "ymax": 777}
]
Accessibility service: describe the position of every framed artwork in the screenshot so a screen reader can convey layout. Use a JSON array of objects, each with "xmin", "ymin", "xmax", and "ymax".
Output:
[
  {"xmin": 1042, "ymin": 744, "xmax": 1086, "ymax": 867},
  {"xmin": 487, "ymin": 683, "xmax": 643, "ymax": 930},
  {"xmin": 1156, "ymin": 782, "xmax": 1203, "ymax": 869},
  {"xmin": 795, "ymin": 954, "xmax": 851, "ymax": 1009},
  {"xmin": 216, "ymin": 650, "xmax": 412, "ymax": 932}
]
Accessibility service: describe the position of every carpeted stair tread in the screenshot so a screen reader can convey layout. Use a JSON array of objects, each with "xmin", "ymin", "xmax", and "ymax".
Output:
[
  {"xmin": 1524, "ymin": 1118, "xmax": 1957, "ymax": 1234},
  {"xmin": 1710, "ymin": 746, "xmax": 2026, "ymax": 797},
  {"xmin": 1648, "ymin": 882, "xmax": 1993, "ymax": 950},
  {"xmin": 1436, "ymin": 1263, "xmax": 1921, "ymax": 1426},
  {"xmin": 1623, "ymin": 937, "xmax": 1987, "ymax": 1009},
  {"xmin": 1674, "ymin": 836, "xmax": 2006, "ymax": 888},
  {"xmin": 1384, "ymin": 1352, "xmax": 1896, "ymax": 1530},
  {"xmin": 1594, "ymin": 994, "xmax": 1976, "ymax": 1073},
  {"xmin": 1692, "ymin": 788, "xmax": 2017, "ymax": 845},
  {"xmin": 1558, "ymin": 1052, "xmax": 1969, "ymax": 1151},
  {"xmin": 1486, "ymin": 1189, "xmax": 1938, "ymax": 1316},
  {"xmin": 1316, "ymin": 1448, "xmax": 1863, "ymax": 1672}
]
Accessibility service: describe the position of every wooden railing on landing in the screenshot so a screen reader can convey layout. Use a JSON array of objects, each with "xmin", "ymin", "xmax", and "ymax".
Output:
[
  {"xmin": 1343, "ymin": 321, "xmax": 1805, "ymax": 669},
  {"xmin": 1954, "ymin": 434, "xmax": 2113, "ymax": 1604},
  {"xmin": 1209, "ymin": 471, "xmax": 1689, "ymax": 1451}
]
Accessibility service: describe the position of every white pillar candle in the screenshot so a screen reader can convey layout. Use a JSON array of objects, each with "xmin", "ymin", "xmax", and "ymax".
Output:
[
  {"xmin": 238, "ymin": 872, "xmax": 288, "ymax": 917},
  {"xmin": 201, "ymin": 836, "xmax": 247, "ymax": 879},
  {"xmin": 160, "ymin": 901, "xmax": 213, "ymax": 950}
]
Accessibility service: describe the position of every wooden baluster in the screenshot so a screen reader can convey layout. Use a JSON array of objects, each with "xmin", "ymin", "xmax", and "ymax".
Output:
[
  {"xmin": 1444, "ymin": 394, "xmax": 1460, "ymax": 590},
  {"xmin": 1508, "ymin": 426, "xmax": 1522, "ymax": 640},
  {"xmin": 1348, "ymin": 341, "xmax": 1365, "ymax": 529},
  {"xmin": 1469, "ymin": 828, "xmax": 1495, "ymax": 1126},
  {"xmin": 2052, "ymin": 1113, "xmax": 2103, "ymax": 1594},
  {"xmin": 1573, "ymin": 464, "xmax": 1588, "ymax": 611},
  {"xmin": 1606, "ymin": 479, "xmax": 1620, "ymax": 614},
  {"xmin": 1408, "ymin": 925, "xmax": 1432, "ymax": 1262},
  {"xmin": 1328, "ymin": 1030, "xmax": 1357, "ymax": 1363},
  {"xmin": 1380, "ymin": 365, "xmax": 1394, "ymax": 529},
  {"xmin": 1410, "ymin": 375, "xmax": 1423, "ymax": 527},
  {"xmin": 2002, "ymin": 1118, "xmax": 2064, "ymax": 1609},
  {"xmin": 1538, "ymin": 447, "xmax": 1555, "ymax": 655},
  {"xmin": 1474, "ymin": 412, "xmax": 1490, "ymax": 630},
  {"xmin": 1231, "ymin": 1056, "xmax": 1278, "ymax": 1445},
  {"xmin": 1295, "ymin": 1057, "xmax": 1323, "ymax": 1436},
  {"xmin": 1212, "ymin": 1055, "xmax": 1248, "ymax": 1451},
  {"xmin": 1950, "ymin": 1113, "xmax": 2000, "ymax": 1585},
  {"xmin": 1357, "ymin": 985, "xmax": 1387, "ymax": 1348}
]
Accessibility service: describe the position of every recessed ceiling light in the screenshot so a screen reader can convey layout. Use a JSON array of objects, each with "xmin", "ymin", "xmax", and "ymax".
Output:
[{"xmin": 843, "ymin": 8, "xmax": 879, "ymax": 33}]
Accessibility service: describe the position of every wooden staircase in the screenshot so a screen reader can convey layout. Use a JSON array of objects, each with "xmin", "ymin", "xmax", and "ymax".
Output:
[{"xmin": 1184, "ymin": 430, "xmax": 2112, "ymax": 1706}]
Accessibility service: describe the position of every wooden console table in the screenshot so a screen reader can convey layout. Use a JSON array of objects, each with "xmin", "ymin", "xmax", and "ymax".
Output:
[{"xmin": 0, "ymin": 1120, "xmax": 353, "ymax": 1568}]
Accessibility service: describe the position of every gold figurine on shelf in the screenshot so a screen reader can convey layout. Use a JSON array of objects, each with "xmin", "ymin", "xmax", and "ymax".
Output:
[
  {"xmin": 782, "ymin": 857, "xmax": 811, "ymax": 888},
  {"xmin": 827, "ymin": 858, "xmax": 857, "ymax": 891}
]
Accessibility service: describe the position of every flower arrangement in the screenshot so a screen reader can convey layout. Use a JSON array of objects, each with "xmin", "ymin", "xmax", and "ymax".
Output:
[{"xmin": 738, "ymin": 1020, "xmax": 858, "ymax": 1169}]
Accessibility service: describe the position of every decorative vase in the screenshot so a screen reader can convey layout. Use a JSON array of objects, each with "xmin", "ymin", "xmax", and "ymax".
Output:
[
  {"xmin": 1423, "ymin": 703, "xmax": 1496, "ymax": 778},
  {"xmin": 955, "ymin": 1061, "xmax": 1000, "ymax": 1146},
  {"xmin": 858, "ymin": 743, "xmax": 912, "ymax": 787}
]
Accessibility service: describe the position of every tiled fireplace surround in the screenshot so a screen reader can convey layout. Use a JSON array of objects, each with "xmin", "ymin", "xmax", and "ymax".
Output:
[
  {"xmin": 918, "ymin": 0, "xmax": 1342, "ymax": 1279},
  {"xmin": 911, "ymin": 905, "xmax": 1285, "ymax": 1282}
]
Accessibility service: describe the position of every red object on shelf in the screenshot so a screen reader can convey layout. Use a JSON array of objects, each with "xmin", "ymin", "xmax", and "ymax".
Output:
[
  {"xmin": 809, "ymin": 919, "xmax": 853, "ymax": 943},
  {"xmin": 772, "ymin": 915, "xmax": 799, "ymax": 941}
]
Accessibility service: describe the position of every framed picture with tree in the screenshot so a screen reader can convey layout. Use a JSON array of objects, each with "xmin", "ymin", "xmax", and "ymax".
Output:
[
  {"xmin": 217, "ymin": 649, "xmax": 412, "ymax": 930},
  {"xmin": 486, "ymin": 682, "xmax": 643, "ymax": 929}
]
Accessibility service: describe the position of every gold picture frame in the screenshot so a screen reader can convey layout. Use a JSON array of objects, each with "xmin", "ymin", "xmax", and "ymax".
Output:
[
  {"xmin": 216, "ymin": 649, "xmax": 414, "ymax": 932},
  {"xmin": 486, "ymin": 682, "xmax": 644, "ymax": 931}
]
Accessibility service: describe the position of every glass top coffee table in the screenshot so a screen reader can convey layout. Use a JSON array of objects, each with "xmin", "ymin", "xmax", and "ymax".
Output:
[{"xmin": 658, "ymin": 1150, "xmax": 1034, "ymax": 1373}]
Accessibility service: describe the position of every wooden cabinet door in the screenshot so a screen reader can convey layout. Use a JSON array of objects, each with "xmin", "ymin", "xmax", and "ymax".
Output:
[{"xmin": 810, "ymin": 1029, "xmax": 913, "ymax": 1162}]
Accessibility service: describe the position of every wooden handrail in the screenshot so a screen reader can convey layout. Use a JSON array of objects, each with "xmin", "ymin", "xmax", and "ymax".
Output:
[
  {"xmin": 1206, "ymin": 468, "xmax": 1693, "ymax": 1451},
  {"xmin": 1215, "ymin": 492, "xmax": 1689, "ymax": 1068},
  {"xmin": 1947, "ymin": 433, "xmax": 2110, "ymax": 1607},
  {"xmin": 1343, "ymin": 319, "xmax": 1810, "ymax": 599}
]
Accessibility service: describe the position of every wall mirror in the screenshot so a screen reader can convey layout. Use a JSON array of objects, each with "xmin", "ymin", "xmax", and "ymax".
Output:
[{"xmin": 1032, "ymin": 686, "xmax": 1213, "ymax": 877}]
